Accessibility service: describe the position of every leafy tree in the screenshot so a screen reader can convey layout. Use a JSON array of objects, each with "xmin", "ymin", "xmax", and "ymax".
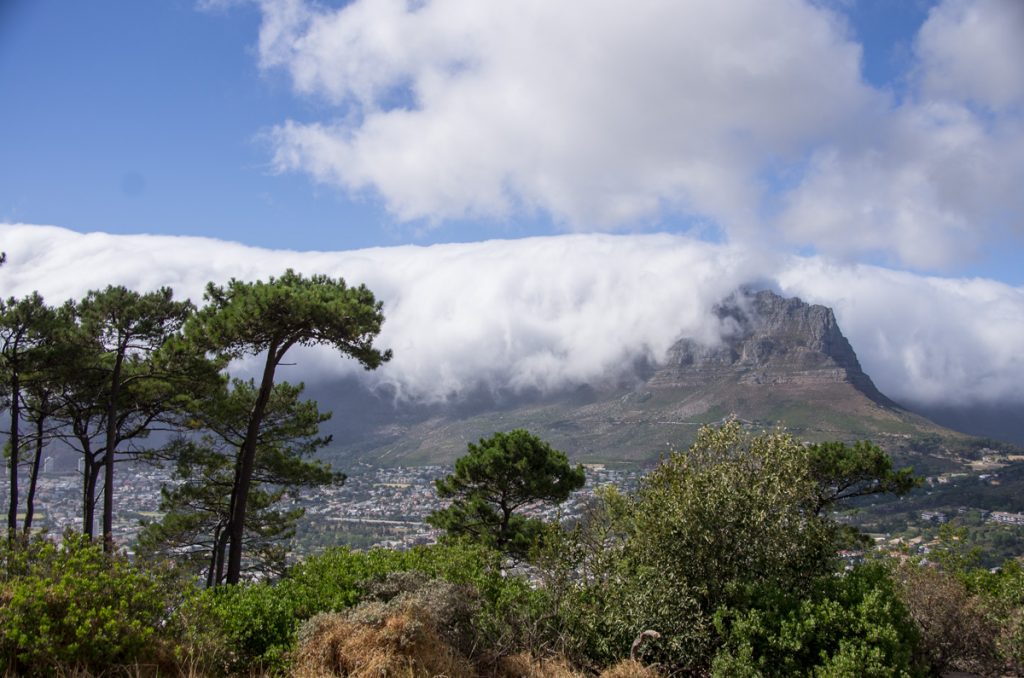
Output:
[
  {"xmin": 808, "ymin": 440, "xmax": 919, "ymax": 514},
  {"xmin": 0, "ymin": 293, "xmax": 58, "ymax": 540},
  {"xmin": 18, "ymin": 302, "xmax": 79, "ymax": 535},
  {"xmin": 76, "ymin": 285, "xmax": 198, "ymax": 549},
  {"xmin": 187, "ymin": 270, "xmax": 391, "ymax": 584},
  {"xmin": 138, "ymin": 379, "xmax": 340, "ymax": 585},
  {"xmin": 547, "ymin": 421, "xmax": 918, "ymax": 672},
  {"xmin": 428, "ymin": 429, "xmax": 585, "ymax": 560},
  {"xmin": 51, "ymin": 348, "xmax": 114, "ymax": 537}
]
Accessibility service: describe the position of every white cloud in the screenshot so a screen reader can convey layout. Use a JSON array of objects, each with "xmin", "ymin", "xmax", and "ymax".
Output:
[
  {"xmin": 254, "ymin": 0, "xmax": 1024, "ymax": 272},
  {"xmin": 3, "ymin": 223, "xmax": 1023, "ymax": 409},
  {"xmin": 776, "ymin": 101, "xmax": 1024, "ymax": 269},
  {"xmin": 916, "ymin": 0, "xmax": 1024, "ymax": 111},
  {"xmin": 776, "ymin": 0, "xmax": 1024, "ymax": 269},
  {"xmin": 259, "ymin": 0, "xmax": 872, "ymax": 231},
  {"xmin": 777, "ymin": 259, "xmax": 1024, "ymax": 406}
]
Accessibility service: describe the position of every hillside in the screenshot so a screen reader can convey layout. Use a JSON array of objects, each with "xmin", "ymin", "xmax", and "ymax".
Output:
[{"xmin": 317, "ymin": 290, "xmax": 988, "ymax": 468}]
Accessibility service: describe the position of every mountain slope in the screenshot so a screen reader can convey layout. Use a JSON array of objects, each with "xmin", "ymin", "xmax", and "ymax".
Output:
[{"xmin": 319, "ymin": 290, "xmax": 978, "ymax": 467}]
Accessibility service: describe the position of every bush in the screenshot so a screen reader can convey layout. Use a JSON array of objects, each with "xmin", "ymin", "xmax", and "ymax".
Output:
[
  {"xmin": 892, "ymin": 561, "xmax": 998, "ymax": 675},
  {"xmin": 712, "ymin": 564, "xmax": 921, "ymax": 677},
  {"xmin": 203, "ymin": 580, "xmax": 299, "ymax": 674},
  {"xmin": 546, "ymin": 422, "xmax": 841, "ymax": 671},
  {"xmin": 203, "ymin": 539, "xmax": 548, "ymax": 673},
  {"xmin": 293, "ymin": 572, "xmax": 479, "ymax": 677},
  {"xmin": 978, "ymin": 561, "xmax": 1024, "ymax": 675},
  {"xmin": 0, "ymin": 532, "xmax": 202, "ymax": 676}
]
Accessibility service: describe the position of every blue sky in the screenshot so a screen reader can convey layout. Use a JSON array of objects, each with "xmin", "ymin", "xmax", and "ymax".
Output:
[
  {"xmin": 0, "ymin": 0, "xmax": 553, "ymax": 250},
  {"xmin": 1, "ymin": 0, "xmax": 1023, "ymax": 410},
  {"xmin": 1, "ymin": 0, "xmax": 1022, "ymax": 278}
]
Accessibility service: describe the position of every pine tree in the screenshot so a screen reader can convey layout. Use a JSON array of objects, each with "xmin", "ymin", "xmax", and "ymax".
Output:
[
  {"xmin": 428, "ymin": 429, "xmax": 585, "ymax": 560},
  {"xmin": 138, "ymin": 379, "xmax": 339, "ymax": 584},
  {"xmin": 187, "ymin": 270, "xmax": 390, "ymax": 584}
]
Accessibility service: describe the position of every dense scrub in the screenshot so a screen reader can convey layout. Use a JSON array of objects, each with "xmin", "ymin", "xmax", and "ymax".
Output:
[
  {"xmin": 0, "ymin": 532, "xmax": 218, "ymax": 675},
  {"xmin": 3, "ymin": 423, "xmax": 1024, "ymax": 676}
]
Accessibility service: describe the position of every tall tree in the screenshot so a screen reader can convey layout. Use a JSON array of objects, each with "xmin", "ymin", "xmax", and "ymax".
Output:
[
  {"xmin": 138, "ymin": 379, "xmax": 339, "ymax": 585},
  {"xmin": 75, "ymin": 286, "xmax": 206, "ymax": 550},
  {"xmin": 0, "ymin": 293, "xmax": 57, "ymax": 541},
  {"xmin": 53, "ymin": 351, "xmax": 112, "ymax": 538},
  {"xmin": 20, "ymin": 302, "xmax": 78, "ymax": 534},
  {"xmin": 807, "ymin": 440, "xmax": 919, "ymax": 515},
  {"xmin": 187, "ymin": 270, "xmax": 390, "ymax": 584},
  {"xmin": 428, "ymin": 429, "xmax": 586, "ymax": 560}
]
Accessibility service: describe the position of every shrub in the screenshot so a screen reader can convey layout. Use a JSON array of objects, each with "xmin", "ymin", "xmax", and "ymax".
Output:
[
  {"xmin": 892, "ymin": 561, "xmax": 998, "ymax": 675},
  {"xmin": 546, "ymin": 422, "xmax": 841, "ymax": 671},
  {"xmin": 0, "ymin": 532, "xmax": 200, "ymax": 676},
  {"xmin": 712, "ymin": 564, "xmax": 921, "ymax": 677},
  {"xmin": 294, "ymin": 572, "xmax": 664, "ymax": 678},
  {"xmin": 204, "ymin": 539, "xmax": 547, "ymax": 673},
  {"xmin": 203, "ymin": 580, "xmax": 299, "ymax": 674},
  {"xmin": 293, "ymin": 572, "xmax": 479, "ymax": 677}
]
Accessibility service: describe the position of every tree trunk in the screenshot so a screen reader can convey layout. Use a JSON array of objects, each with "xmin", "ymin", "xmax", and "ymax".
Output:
[
  {"xmin": 23, "ymin": 406, "xmax": 45, "ymax": 535},
  {"xmin": 83, "ymin": 457, "xmax": 101, "ymax": 538},
  {"xmin": 102, "ymin": 348, "xmax": 124, "ymax": 552},
  {"xmin": 497, "ymin": 502, "xmax": 512, "ymax": 551},
  {"xmin": 7, "ymin": 373, "xmax": 19, "ymax": 542},
  {"xmin": 225, "ymin": 347, "xmax": 278, "ymax": 585},
  {"xmin": 207, "ymin": 525, "xmax": 229, "ymax": 588},
  {"xmin": 218, "ymin": 461, "xmax": 241, "ymax": 585}
]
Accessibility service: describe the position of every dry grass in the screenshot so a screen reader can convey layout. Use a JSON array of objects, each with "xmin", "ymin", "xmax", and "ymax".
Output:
[
  {"xmin": 489, "ymin": 652, "xmax": 584, "ymax": 677},
  {"xmin": 293, "ymin": 605, "xmax": 475, "ymax": 678},
  {"xmin": 486, "ymin": 652, "xmax": 662, "ymax": 678},
  {"xmin": 294, "ymin": 613, "xmax": 663, "ymax": 678},
  {"xmin": 597, "ymin": 659, "xmax": 663, "ymax": 678}
]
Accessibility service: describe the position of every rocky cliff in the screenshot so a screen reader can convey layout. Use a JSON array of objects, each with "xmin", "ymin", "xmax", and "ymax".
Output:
[
  {"xmin": 320, "ymin": 289, "xmax": 967, "ymax": 466},
  {"xmin": 649, "ymin": 290, "xmax": 896, "ymax": 407}
]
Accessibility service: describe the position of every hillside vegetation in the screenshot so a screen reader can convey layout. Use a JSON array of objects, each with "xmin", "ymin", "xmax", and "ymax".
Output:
[
  {"xmin": 2, "ymin": 421, "xmax": 1023, "ymax": 677},
  {"xmin": 3, "ymin": 276, "xmax": 1023, "ymax": 676}
]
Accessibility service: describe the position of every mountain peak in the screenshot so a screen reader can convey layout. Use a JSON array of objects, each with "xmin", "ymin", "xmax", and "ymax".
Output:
[{"xmin": 651, "ymin": 289, "xmax": 896, "ymax": 408}]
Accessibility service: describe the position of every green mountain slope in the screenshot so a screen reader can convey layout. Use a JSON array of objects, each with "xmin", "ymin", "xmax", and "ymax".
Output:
[{"xmin": 321, "ymin": 290, "xmax": 1001, "ymax": 468}]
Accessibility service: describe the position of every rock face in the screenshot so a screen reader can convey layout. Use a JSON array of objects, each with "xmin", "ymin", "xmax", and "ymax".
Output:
[
  {"xmin": 321, "ymin": 288, "xmax": 961, "ymax": 466},
  {"xmin": 649, "ymin": 290, "xmax": 895, "ymax": 408}
]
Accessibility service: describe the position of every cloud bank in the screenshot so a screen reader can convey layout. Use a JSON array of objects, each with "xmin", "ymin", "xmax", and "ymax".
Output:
[
  {"xmin": 3, "ymin": 223, "xmax": 1023, "ymax": 409},
  {"xmin": 256, "ymin": 0, "xmax": 1023, "ymax": 271}
]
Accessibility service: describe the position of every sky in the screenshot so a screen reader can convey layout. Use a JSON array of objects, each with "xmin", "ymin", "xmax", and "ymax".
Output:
[{"xmin": 1, "ymin": 0, "xmax": 1023, "ymax": 412}]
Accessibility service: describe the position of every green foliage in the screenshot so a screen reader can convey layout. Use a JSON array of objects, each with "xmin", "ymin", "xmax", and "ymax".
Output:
[
  {"xmin": 187, "ymin": 269, "xmax": 391, "ymax": 584},
  {"xmin": 546, "ymin": 422, "xmax": 921, "ymax": 672},
  {"xmin": 984, "ymin": 562, "xmax": 1024, "ymax": 672},
  {"xmin": 428, "ymin": 429, "xmax": 585, "ymax": 559},
  {"xmin": 137, "ymin": 378, "xmax": 340, "ymax": 583},
  {"xmin": 628, "ymin": 422, "xmax": 836, "ymax": 600},
  {"xmin": 203, "ymin": 580, "xmax": 298, "ymax": 674},
  {"xmin": 201, "ymin": 539, "xmax": 540, "ymax": 673},
  {"xmin": 807, "ymin": 440, "xmax": 919, "ymax": 514},
  {"xmin": 189, "ymin": 269, "xmax": 392, "ymax": 369},
  {"xmin": 0, "ymin": 532, "xmax": 200, "ymax": 675},
  {"xmin": 712, "ymin": 564, "xmax": 921, "ymax": 677}
]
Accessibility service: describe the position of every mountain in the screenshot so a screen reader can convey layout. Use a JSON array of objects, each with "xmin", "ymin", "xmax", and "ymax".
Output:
[{"xmin": 315, "ymin": 290, "xmax": 992, "ymax": 469}]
